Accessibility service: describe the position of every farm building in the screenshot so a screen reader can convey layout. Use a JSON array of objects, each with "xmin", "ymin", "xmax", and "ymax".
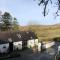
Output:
[{"xmin": 0, "ymin": 31, "xmax": 38, "ymax": 53}]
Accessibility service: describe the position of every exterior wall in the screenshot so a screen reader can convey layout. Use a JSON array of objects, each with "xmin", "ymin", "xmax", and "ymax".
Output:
[
  {"xmin": 0, "ymin": 41, "xmax": 22, "ymax": 53},
  {"xmin": 58, "ymin": 46, "xmax": 60, "ymax": 51},
  {"xmin": 37, "ymin": 41, "xmax": 55, "ymax": 52},
  {"xmin": 37, "ymin": 43, "xmax": 41, "ymax": 51},
  {"xmin": 13, "ymin": 41, "xmax": 22, "ymax": 50},
  {"xmin": 27, "ymin": 39, "xmax": 35, "ymax": 48},
  {"xmin": 0, "ymin": 43, "xmax": 9, "ymax": 53},
  {"xmin": 27, "ymin": 39, "xmax": 38, "ymax": 48},
  {"xmin": 0, "ymin": 41, "xmax": 55, "ymax": 53},
  {"xmin": 43, "ymin": 41, "xmax": 55, "ymax": 49},
  {"xmin": 35, "ymin": 39, "xmax": 38, "ymax": 45}
]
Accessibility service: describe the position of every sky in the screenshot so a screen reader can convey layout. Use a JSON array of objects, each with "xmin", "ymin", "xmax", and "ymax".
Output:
[{"xmin": 0, "ymin": 0, "xmax": 60, "ymax": 26}]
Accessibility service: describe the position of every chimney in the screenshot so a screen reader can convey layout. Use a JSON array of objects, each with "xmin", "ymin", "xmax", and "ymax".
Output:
[{"xmin": 8, "ymin": 38, "xmax": 13, "ymax": 52}]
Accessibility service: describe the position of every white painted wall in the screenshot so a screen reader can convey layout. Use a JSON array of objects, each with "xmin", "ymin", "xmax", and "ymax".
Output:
[
  {"xmin": 35, "ymin": 39, "xmax": 38, "ymax": 45},
  {"xmin": 0, "ymin": 41, "xmax": 54, "ymax": 53},
  {"xmin": 27, "ymin": 39, "xmax": 38, "ymax": 48},
  {"xmin": 27, "ymin": 39, "xmax": 35, "ymax": 48},
  {"xmin": 58, "ymin": 46, "xmax": 60, "ymax": 51},
  {"xmin": 13, "ymin": 41, "xmax": 22, "ymax": 50},
  {"xmin": 37, "ymin": 41, "xmax": 55, "ymax": 52},
  {"xmin": 37, "ymin": 43, "xmax": 41, "ymax": 51},
  {"xmin": 58, "ymin": 46, "xmax": 60, "ymax": 54},
  {"xmin": 0, "ymin": 43, "xmax": 9, "ymax": 53},
  {"xmin": 43, "ymin": 41, "xmax": 55, "ymax": 49}
]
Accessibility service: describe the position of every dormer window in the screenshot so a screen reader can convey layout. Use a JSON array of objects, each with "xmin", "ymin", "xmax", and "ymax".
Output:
[
  {"xmin": 17, "ymin": 34, "xmax": 21, "ymax": 38},
  {"xmin": 8, "ymin": 38, "xmax": 12, "ymax": 42},
  {"xmin": 30, "ymin": 37, "xmax": 33, "ymax": 39},
  {"xmin": 26, "ymin": 31, "xmax": 29, "ymax": 34}
]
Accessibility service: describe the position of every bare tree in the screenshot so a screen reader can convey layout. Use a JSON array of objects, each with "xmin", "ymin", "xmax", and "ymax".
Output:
[{"xmin": 34, "ymin": 0, "xmax": 60, "ymax": 17}]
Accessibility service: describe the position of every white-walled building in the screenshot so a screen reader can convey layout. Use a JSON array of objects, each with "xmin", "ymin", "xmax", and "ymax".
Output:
[
  {"xmin": 13, "ymin": 41, "xmax": 22, "ymax": 50},
  {"xmin": 0, "ymin": 31, "xmax": 38, "ymax": 53},
  {"xmin": 0, "ymin": 43, "xmax": 9, "ymax": 53}
]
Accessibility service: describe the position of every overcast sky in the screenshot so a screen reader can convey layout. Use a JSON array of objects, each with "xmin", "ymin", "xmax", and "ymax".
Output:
[{"xmin": 0, "ymin": 0, "xmax": 60, "ymax": 26}]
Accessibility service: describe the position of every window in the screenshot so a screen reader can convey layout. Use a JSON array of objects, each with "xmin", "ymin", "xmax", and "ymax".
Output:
[
  {"xmin": 3, "ymin": 46, "xmax": 6, "ymax": 48},
  {"xmin": 18, "ymin": 43, "xmax": 21, "ymax": 45},
  {"xmin": 26, "ymin": 31, "xmax": 29, "ymax": 34},
  {"xmin": 17, "ymin": 34, "xmax": 21, "ymax": 38}
]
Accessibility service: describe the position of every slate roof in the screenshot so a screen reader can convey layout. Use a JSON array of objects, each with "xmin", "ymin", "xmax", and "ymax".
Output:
[{"xmin": 0, "ymin": 31, "xmax": 37, "ymax": 44}]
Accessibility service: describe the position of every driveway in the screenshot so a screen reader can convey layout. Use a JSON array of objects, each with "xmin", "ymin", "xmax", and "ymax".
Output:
[
  {"xmin": 5, "ymin": 41, "xmax": 60, "ymax": 60},
  {"xmin": 5, "ymin": 51, "xmax": 55, "ymax": 60}
]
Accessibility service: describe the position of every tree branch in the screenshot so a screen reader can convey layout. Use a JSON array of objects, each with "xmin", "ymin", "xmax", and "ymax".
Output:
[
  {"xmin": 44, "ymin": 0, "xmax": 49, "ymax": 16},
  {"xmin": 38, "ymin": 0, "xmax": 45, "ymax": 6}
]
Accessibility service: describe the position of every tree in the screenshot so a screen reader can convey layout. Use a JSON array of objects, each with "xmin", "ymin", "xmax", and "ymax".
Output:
[
  {"xmin": 12, "ymin": 17, "xmax": 19, "ymax": 31},
  {"xmin": 0, "ymin": 11, "xmax": 3, "ymax": 31},
  {"xmin": 1, "ymin": 12, "xmax": 12, "ymax": 31},
  {"xmin": 0, "ymin": 11, "xmax": 19, "ymax": 31},
  {"xmin": 34, "ymin": 0, "xmax": 60, "ymax": 17}
]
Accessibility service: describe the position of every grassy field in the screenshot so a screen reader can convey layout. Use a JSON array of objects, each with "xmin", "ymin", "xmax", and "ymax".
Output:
[{"xmin": 19, "ymin": 24, "xmax": 60, "ymax": 41}]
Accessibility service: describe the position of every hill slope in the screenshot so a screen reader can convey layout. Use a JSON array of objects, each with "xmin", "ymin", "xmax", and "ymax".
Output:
[{"xmin": 19, "ymin": 24, "xmax": 60, "ymax": 41}]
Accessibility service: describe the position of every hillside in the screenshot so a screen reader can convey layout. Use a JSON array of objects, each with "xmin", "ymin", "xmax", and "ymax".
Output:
[{"xmin": 19, "ymin": 24, "xmax": 60, "ymax": 41}]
